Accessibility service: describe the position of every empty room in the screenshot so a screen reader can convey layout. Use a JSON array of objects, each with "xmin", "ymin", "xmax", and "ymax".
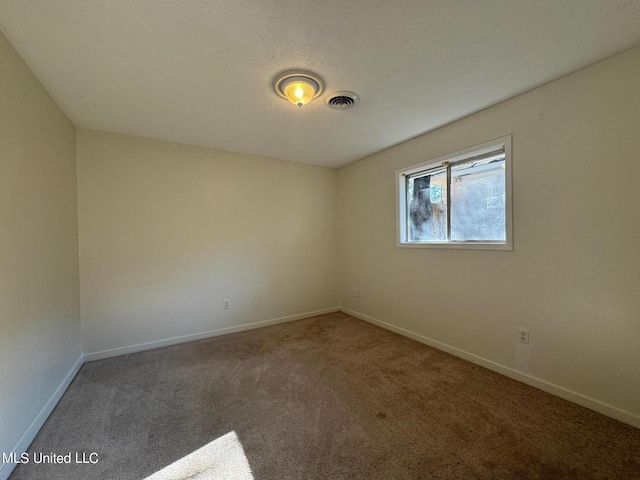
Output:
[{"xmin": 1, "ymin": 1, "xmax": 640, "ymax": 479}]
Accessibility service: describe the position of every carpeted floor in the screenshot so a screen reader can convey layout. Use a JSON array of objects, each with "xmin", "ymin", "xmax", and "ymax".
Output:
[{"xmin": 9, "ymin": 312, "xmax": 640, "ymax": 479}]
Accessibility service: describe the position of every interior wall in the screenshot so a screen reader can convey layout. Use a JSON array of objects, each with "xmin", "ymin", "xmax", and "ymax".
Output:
[
  {"xmin": 338, "ymin": 46, "xmax": 640, "ymax": 424},
  {"xmin": 0, "ymin": 30, "xmax": 81, "ymax": 469},
  {"xmin": 77, "ymin": 129, "xmax": 339, "ymax": 355}
]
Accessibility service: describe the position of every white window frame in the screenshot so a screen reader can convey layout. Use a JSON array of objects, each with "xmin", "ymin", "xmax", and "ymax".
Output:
[{"xmin": 396, "ymin": 135, "xmax": 513, "ymax": 250}]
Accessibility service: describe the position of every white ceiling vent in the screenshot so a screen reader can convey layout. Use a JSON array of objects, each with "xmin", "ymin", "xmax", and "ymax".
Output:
[{"xmin": 325, "ymin": 91, "xmax": 360, "ymax": 110}]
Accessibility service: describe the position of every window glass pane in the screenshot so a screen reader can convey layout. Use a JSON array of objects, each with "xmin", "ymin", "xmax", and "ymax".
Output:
[
  {"xmin": 450, "ymin": 155, "xmax": 506, "ymax": 241},
  {"xmin": 407, "ymin": 169, "xmax": 447, "ymax": 241}
]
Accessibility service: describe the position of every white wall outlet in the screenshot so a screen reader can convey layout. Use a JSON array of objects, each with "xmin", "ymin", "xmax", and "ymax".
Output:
[
  {"xmin": 353, "ymin": 288, "xmax": 358, "ymax": 297},
  {"xmin": 357, "ymin": 289, "xmax": 363, "ymax": 298},
  {"xmin": 518, "ymin": 327, "xmax": 529, "ymax": 344},
  {"xmin": 223, "ymin": 299, "xmax": 230, "ymax": 309}
]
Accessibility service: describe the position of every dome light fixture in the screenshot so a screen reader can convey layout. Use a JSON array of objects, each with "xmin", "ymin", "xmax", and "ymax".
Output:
[{"xmin": 273, "ymin": 70, "xmax": 324, "ymax": 107}]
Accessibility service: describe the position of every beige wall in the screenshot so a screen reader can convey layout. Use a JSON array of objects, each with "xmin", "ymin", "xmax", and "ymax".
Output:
[
  {"xmin": 0, "ymin": 31, "xmax": 81, "ymax": 466},
  {"xmin": 77, "ymin": 130, "xmax": 339, "ymax": 355},
  {"xmin": 338, "ymin": 46, "xmax": 640, "ymax": 425}
]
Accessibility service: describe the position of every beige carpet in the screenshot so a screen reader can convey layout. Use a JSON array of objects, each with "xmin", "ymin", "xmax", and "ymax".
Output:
[{"xmin": 9, "ymin": 312, "xmax": 640, "ymax": 479}]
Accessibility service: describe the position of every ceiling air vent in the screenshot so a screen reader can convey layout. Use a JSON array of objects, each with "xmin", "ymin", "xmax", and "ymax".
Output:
[{"xmin": 325, "ymin": 91, "xmax": 360, "ymax": 110}]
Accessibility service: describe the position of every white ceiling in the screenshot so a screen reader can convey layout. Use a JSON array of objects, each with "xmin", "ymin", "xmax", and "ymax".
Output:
[{"xmin": 1, "ymin": 1, "xmax": 639, "ymax": 168}]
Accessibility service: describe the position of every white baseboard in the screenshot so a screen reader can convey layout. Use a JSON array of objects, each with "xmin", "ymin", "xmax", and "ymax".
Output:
[
  {"xmin": 341, "ymin": 307, "xmax": 640, "ymax": 430},
  {"xmin": 0, "ymin": 355, "xmax": 85, "ymax": 480},
  {"xmin": 84, "ymin": 306, "xmax": 341, "ymax": 362}
]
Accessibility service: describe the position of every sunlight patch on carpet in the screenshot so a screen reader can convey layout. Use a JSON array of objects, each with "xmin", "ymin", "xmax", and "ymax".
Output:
[{"xmin": 144, "ymin": 431, "xmax": 253, "ymax": 480}]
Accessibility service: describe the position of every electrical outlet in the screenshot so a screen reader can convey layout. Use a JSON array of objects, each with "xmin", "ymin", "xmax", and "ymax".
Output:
[
  {"xmin": 357, "ymin": 289, "xmax": 363, "ymax": 298},
  {"xmin": 223, "ymin": 299, "xmax": 230, "ymax": 309},
  {"xmin": 518, "ymin": 327, "xmax": 529, "ymax": 344},
  {"xmin": 352, "ymin": 288, "xmax": 358, "ymax": 297}
]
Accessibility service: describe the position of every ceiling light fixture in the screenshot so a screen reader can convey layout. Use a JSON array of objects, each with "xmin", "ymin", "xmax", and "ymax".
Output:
[{"xmin": 273, "ymin": 70, "xmax": 324, "ymax": 107}]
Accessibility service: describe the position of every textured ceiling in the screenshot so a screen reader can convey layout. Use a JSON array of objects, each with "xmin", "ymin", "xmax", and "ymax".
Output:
[{"xmin": 1, "ymin": 1, "xmax": 639, "ymax": 168}]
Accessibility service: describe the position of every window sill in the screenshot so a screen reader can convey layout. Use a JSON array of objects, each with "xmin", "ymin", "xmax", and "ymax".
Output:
[{"xmin": 396, "ymin": 241, "xmax": 513, "ymax": 251}]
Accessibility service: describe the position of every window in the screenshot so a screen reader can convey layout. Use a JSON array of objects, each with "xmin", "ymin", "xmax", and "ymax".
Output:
[{"xmin": 396, "ymin": 136, "xmax": 512, "ymax": 249}]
